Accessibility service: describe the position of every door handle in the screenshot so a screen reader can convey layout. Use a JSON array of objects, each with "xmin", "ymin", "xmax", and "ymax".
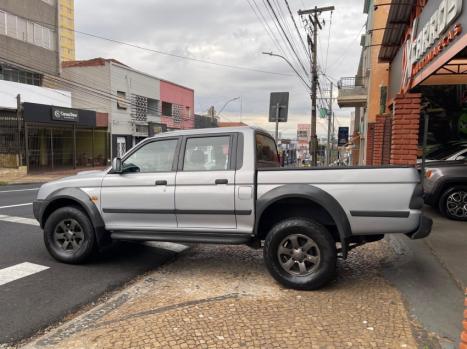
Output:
[
  {"xmin": 155, "ymin": 180, "xmax": 168, "ymax": 186},
  {"xmin": 215, "ymin": 179, "xmax": 228, "ymax": 185}
]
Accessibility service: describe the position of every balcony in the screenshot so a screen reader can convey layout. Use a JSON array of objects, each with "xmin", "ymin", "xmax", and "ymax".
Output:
[{"xmin": 337, "ymin": 77, "xmax": 368, "ymax": 108}]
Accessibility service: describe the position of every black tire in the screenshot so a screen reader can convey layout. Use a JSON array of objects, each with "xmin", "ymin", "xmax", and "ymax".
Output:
[
  {"xmin": 438, "ymin": 185, "xmax": 467, "ymax": 221},
  {"xmin": 263, "ymin": 217, "xmax": 337, "ymax": 290},
  {"xmin": 44, "ymin": 206, "xmax": 96, "ymax": 264}
]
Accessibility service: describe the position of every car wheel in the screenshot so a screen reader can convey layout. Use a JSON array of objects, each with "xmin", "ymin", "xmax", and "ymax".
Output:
[
  {"xmin": 44, "ymin": 206, "xmax": 96, "ymax": 264},
  {"xmin": 439, "ymin": 185, "xmax": 467, "ymax": 221},
  {"xmin": 263, "ymin": 217, "xmax": 337, "ymax": 290}
]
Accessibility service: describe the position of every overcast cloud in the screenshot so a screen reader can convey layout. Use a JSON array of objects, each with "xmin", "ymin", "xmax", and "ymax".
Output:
[{"xmin": 74, "ymin": 0, "xmax": 367, "ymax": 138}]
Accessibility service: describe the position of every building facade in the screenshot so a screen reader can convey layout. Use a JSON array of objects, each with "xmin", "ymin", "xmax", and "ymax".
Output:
[
  {"xmin": 59, "ymin": 0, "xmax": 75, "ymax": 62},
  {"xmin": 0, "ymin": 0, "xmax": 60, "ymax": 76},
  {"xmin": 297, "ymin": 123, "xmax": 311, "ymax": 161},
  {"xmin": 339, "ymin": 0, "xmax": 467, "ymax": 166},
  {"xmin": 52, "ymin": 58, "xmax": 195, "ymax": 158}
]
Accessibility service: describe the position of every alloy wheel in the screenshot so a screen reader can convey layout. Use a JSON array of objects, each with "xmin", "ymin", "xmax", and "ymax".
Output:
[
  {"xmin": 54, "ymin": 218, "xmax": 85, "ymax": 252},
  {"xmin": 446, "ymin": 191, "xmax": 467, "ymax": 219},
  {"xmin": 277, "ymin": 233, "xmax": 321, "ymax": 276}
]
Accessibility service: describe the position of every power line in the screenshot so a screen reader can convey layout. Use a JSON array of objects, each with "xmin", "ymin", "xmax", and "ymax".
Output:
[
  {"xmin": 20, "ymin": 18, "xmax": 294, "ymax": 78},
  {"xmin": 246, "ymin": 0, "xmax": 289, "ymax": 60},
  {"xmin": 283, "ymin": 0, "xmax": 310, "ymax": 61},
  {"xmin": 261, "ymin": 0, "xmax": 304, "ymax": 77},
  {"xmin": 324, "ymin": 11, "xmax": 333, "ymax": 73},
  {"xmin": 265, "ymin": 0, "xmax": 309, "ymax": 78}
]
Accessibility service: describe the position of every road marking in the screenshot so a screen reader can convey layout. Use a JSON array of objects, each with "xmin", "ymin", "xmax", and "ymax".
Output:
[
  {"xmin": 0, "ymin": 214, "xmax": 39, "ymax": 226},
  {"xmin": 144, "ymin": 241, "xmax": 189, "ymax": 253},
  {"xmin": 0, "ymin": 262, "xmax": 49, "ymax": 286},
  {"xmin": 0, "ymin": 188, "xmax": 39, "ymax": 193},
  {"xmin": 0, "ymin": 203, "xmax": 32, "ymax": 209}
]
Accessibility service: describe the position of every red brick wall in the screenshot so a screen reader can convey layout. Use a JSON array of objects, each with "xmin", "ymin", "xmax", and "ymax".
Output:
[
  {"xmin": 373, "ymin": 116, "xmax": 385, "ymax": 166},
  {"xmin": 366, "ymin": 123, "xmax": 375, "ymax": 166},
  {"xmin": 461, "ymin": 289, "xmax": 467, "ymax": 349},
  {"xmin": 382, "ymin": 117, "xmax": 392, "ymax": 165},
  {"xmin": 390, "ymin": 93, "xmax": 421, "ymax": 165}
]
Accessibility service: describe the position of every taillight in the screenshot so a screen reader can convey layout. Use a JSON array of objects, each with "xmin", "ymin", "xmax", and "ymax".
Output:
[{"xmin": 425, "ymin": 170, "xmax": 432, "ymax": 179}]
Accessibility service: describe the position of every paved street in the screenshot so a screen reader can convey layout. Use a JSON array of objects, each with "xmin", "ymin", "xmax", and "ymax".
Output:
[{"xmin": 0, "ymin": 184, "xmax": 181, "ymax": 345}]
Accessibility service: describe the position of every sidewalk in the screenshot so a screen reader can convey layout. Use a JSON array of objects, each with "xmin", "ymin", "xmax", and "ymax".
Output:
[
  {"xmin": 0, "ymin": 167, "xmax": 106, "ymax": 185},
  {"xmin": 423, "ymin": 206, "xmax": 467, "ymax": 290}
]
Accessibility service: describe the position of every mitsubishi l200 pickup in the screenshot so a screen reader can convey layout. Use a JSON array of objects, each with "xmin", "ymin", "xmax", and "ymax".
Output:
[{"xmin": 33, "ymin": 127, "xmax": 432, "ymax": 290}]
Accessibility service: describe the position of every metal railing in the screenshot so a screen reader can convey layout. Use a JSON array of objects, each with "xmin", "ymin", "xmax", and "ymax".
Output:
[{"xmin": 337, "ymin": 76, "xmax": 367, "ymax": 89}]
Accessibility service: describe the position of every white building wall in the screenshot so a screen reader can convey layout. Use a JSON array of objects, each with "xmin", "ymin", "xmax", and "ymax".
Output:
[{"xmin": 109, "ymin": 62, "xmax": 161, "ymax": 138}]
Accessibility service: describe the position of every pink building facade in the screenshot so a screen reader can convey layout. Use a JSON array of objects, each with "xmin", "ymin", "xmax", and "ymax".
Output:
[{"xmin": 160, "ymin": 80, "xmax": 194, "ymax": 130}]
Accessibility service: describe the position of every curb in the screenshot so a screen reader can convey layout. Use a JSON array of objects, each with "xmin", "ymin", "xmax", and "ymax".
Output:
[{"xmin": 460, "ymin": 289, "xmax": 467, "ymax": 349}]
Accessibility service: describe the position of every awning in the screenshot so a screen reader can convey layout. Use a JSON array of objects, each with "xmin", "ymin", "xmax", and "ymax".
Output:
[{"xmin": 378, "ymin": 0, "xmax": 416, "ymax": 62}]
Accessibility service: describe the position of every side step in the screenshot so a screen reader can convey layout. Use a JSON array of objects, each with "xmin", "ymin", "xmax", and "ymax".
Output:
[{"xmin": 111, "ymin": 231, "xmax": 253, "ymax": 245}]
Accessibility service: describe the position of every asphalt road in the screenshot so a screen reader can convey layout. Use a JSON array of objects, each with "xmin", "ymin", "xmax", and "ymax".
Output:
[{"xmin": 0, "ymin": 183, "xmax": 178, "ymax": 345}]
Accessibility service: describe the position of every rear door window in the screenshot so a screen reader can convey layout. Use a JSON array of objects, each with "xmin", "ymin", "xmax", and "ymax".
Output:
[{"xmin": 256, "ymin": 133, "xmax": 280, "ymax": 168}]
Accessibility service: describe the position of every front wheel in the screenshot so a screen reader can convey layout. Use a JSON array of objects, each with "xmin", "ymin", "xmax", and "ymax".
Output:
[
  {"xmin": 439, "ymin": 186, "xmax": 467, "ymax": 221},
  {"xmin": 263, "ymin": 218, "xmax": 337, "ymax": 290},
  {"xmin": 44, "ymin": 206, "xmax": 96, "ymax": 264}
]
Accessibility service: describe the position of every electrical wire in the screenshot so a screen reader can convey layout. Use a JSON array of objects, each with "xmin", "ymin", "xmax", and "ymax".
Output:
[
  {"xmin": 17, "ymin": 18, "xmax": 295, "ymax": 78},
  {"xmin": 264, "ymin": 0, "xmax": 309, "ymax": 78},
  {"xmin": 283, "ymin": 0, "xmax": 310, "ymax": 61}
]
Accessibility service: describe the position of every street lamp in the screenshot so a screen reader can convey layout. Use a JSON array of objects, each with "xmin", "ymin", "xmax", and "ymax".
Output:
[
  {"xmin": 217, "ymin": 97, "xmax": 241, "ymax": 117},
  {"xmin": 262, "ymin": 52, "xmax": 311, "ymax": 91}
]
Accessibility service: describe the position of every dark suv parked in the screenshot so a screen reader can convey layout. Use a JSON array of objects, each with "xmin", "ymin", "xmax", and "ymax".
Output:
[{"xmin": 423, "ymin": 160, "xmax": 467, "ymax": 221}]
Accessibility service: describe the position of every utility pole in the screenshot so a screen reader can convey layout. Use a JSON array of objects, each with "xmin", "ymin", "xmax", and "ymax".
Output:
[
  {"xmin": 298, "ymin": 6, "xmax": 334, "ymax": 166},
  {"xmin": 326, "ymin": 82, "xmax": 333, "ymax": 166}
]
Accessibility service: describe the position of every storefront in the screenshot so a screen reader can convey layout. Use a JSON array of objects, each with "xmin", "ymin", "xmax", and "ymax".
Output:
[
  {"xmin": 22, "ymin": 103, "xmax": 109, "ymax": 171},
  {"xmin": 375, "ymin": 0, "xmax": 467, "ymax": 165}
]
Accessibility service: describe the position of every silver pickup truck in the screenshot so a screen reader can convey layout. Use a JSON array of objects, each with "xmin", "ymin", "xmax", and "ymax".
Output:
[{"xmin": 33, "ymin": 126, "xmax": 432, "ymax": 290}]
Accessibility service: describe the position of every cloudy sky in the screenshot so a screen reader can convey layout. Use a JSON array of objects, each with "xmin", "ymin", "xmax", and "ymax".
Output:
[{"xmin": 74, "ymin": 0, "xmax": 367, "ymax": 138}]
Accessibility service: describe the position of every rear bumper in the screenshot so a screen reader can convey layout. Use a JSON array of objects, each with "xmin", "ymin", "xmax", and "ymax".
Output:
[{"xmin": 406, "ymin": 214, "xmax": 432, "ymax": 240}]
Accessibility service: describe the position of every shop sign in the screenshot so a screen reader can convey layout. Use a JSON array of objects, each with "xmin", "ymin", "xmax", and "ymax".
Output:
[
  {"xmin": 402, "ymin": 0, "xmax": 463, "ymax": 90},
  {"xmin": 51, "ymin": 107, "xmax": 79, "ymax": 122}
]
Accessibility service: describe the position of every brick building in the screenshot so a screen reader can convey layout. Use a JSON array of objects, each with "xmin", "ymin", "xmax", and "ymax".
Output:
[{"xmin": 338, "ymin": 0, "xmax": 467, "ymax": 166}]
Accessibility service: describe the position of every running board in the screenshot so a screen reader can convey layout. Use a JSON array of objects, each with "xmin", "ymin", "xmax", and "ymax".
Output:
[{"xmin": 111, "ymin": 231, "xmax": 252, "ymax": 245}]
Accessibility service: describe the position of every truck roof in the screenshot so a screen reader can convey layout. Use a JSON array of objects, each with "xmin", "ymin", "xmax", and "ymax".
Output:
[{"xmin": 149, "ymin": 126, "xmax": 270, "ymax": 139}]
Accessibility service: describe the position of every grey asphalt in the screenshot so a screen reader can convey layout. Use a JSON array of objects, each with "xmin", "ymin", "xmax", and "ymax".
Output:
[
  {"xmin": 384, "ymin": 207, "xmax": 466, "ymax": 349},
  {"xmin": 0, "ymin": 183, "xmax": 176, "ymax": 345}
]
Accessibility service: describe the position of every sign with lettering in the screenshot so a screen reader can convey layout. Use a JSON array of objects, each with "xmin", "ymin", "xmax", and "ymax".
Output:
[
  {"xmin": 51, "ymin": 107, "xmax": 79, "ymax": 122},
  {"xmin": 401, "ymin": 0, "xmax": 463, "ymax": 91}
]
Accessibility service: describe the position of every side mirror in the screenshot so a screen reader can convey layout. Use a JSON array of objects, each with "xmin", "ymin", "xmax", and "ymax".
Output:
[{"xmin": 111, "ymin": 157, "xmax": 122, "ymax": 173}]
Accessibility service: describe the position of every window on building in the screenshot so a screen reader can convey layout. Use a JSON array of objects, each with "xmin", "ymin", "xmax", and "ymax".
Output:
[
  {"xmin": 117, "ymin": 91, "xmax": 127, "ymax": 110},
  {"xmin": 33, "ymin": 23, "xmax": 42, "ymax": 46},
  {"xmin": 0, "ymin": 11, "xmax": 5, "ymax": 35},
  {"xmin": 26, "ymin": 21, "xmax": 34, "ymax": 43},
  {"xmin": 17, "ymin": 17, "xmax": 26, "ymax": 41},
  {"xmin": 6, "ymin": 13, "xmax": 16, "ymax": 38},
  {"xmin": 162, "ymin": 102, "xmax": 173, "ymax": 116},
  {"xmin": 147, "ymin": 98, "xmax": 160, "ymax": 116},
  {"xmin": 183, "ymin": 136, "xmax": 231, "ymax": 171}
]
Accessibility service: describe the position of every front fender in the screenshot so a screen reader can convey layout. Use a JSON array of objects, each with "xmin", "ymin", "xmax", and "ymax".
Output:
[{"xmin": 35, "ymin": 187, "xmax": 110, "ymax": 248}]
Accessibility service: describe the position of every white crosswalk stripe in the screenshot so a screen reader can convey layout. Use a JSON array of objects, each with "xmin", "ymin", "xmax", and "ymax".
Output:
[
  {"xmin": 0, "ymin": 214, "xmax": 39, "ymax": 226},
  {"xmin": 0, "ymin": 203, "xmax": 33, "ymax": 209},
  {"xmin": 0, "ymin": 262, "xmax": 49, "ymax": 286}
]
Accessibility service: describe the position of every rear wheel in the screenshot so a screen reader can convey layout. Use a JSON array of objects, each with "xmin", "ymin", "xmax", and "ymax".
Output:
[
  {"xmin": 44, "ymin": 206, "xmax": 96, "ymax": 263},
  {"xmin": 263, "ymin": 217, "xmax": 337, "ymax": 290},
  {"xmin": 439, "ymin": 185, "xmax": 467, "ymax": 221}
]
